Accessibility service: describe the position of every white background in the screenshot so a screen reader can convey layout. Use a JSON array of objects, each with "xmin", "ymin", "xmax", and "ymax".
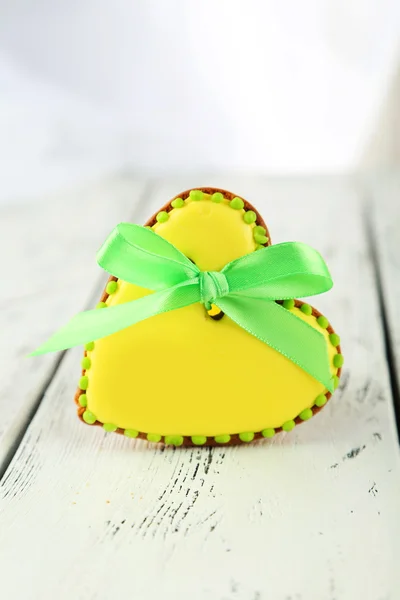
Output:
[{"xmin": 0, "ymin": 0, "xmax": 400, "ymax": 203}]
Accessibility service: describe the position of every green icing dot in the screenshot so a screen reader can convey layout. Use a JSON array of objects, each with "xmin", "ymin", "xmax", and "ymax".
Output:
[
  {"xmin": 83, "ymin": 410, "xmax": 96, "ymax": 425},
  {"xmin": 329, "ymin": 333, "xmax": 340, "ymax": 347},
  {"xmin": 230, "ymin": 197, "xmax": 244, "ymax": 210},
  {"xmin": 315, "ymin": 394, "xmax": 327, "ymax": 407},
  {"xmin": 165, "ymin": 435, "xmax": 184, "ymax": 447},
  {"xmin": 103, "ymin": 423, "xmax": 117, "ymax": 432},
  {"xmin": 317, "ymin": 315, "xmax": 329, "ymax": 329},
  {"xmin": 299, "ymin": 408, "xmax": 313, "ymax": 421},
  {"xmin": 191, "ymin": 435, "xmax": 207, "ymax": 446},
  {"xmin": 255, "ymin": 244, "xmax": 264, "ymax": 251},
  {"xmin": 283, "ymin": 299, "xmax": 295, "ymax": 310},
  {"xmin": 124, "ymin": 429, "xmax": 139, "ymax": 438},
  {"xmin": 253, "ymin": 225, "xmax": 266, "ymax": 236},
  {"xmin": 211, "ymin": 192, "xmax": 223, "ymax": 203},
  {"xmin": 96, "ymin": 302, "xmax": 107, "ymax": 309},
  {"xmin": 333, "ymin": 375, "xmax": 340, "ymax": 389},
  {"xmin": 78, "ymin": 394, "xmax": 87, "ymax": 407},
  {"xmin": 243, "ymin": 210, "xmax": 257, "ymax": 224},
  {"xmin": 106, "ymin": 280, "xmax": 118, "ymax": 294},
  {"xmin": 300, "ymin": 303, "xmax": 312, "ymax": 316},
  {"xmin": 254, "ymin": 233, "xmax": 269, "ymax": 244},
  {"xmin": 239, "ymin": 432, "xmax": 254, "ymax": 443},
  {"xmin": 171, "ymin": 198, "xmax": 184, "ymax": 208},
  {"xmin": 282, "ymin": 420, "xmax": 295, "ymax": 432},
  {"xmin": 262, "ymin": 428, "xmax": 275, "ymax": 438},
  {"xmin": 79, "ymin": 376, "xmax": 88, "ymax": 390},
  {"xmin": 85, "ymin": 342, "xmax": 95, "ymax": 351},
  {"xmin": 215, "ymin": 434, "xmax": 230, "ymax": 444},
  {"xmin": 189, "ymin": 190, "xmax": 204, "ymax": 201},
  {"xmin": 333, "ymin": 353, "xmax": 344, "ymax": 368},
  {"xmin": 156, "ymin": 211, "xmax": 169, "ymax": 223},
  {"xmin": 147, "ymin": 433, "xmax": 161, "ymax": 443},
  {"xmin": 81, "ymin": 356, "xmax": 91, "ymax": 370}
]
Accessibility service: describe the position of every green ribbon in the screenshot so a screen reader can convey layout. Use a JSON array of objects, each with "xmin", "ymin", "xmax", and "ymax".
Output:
[{"xmin": 32, "ymin": 223, "xmax": 335, "ymax": 392}]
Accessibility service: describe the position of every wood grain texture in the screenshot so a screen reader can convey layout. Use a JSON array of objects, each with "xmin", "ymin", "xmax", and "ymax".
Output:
[
  {"xmin": 367, "ymin": 172, "xmax": 400, "ymax": 380},
  {"xmin": 0, "ymin": 177, "xmax": 399, "ymax": 600},
  {"xmin": 0, "ymin": 175, "xmax": 148, "ymax": 472}
]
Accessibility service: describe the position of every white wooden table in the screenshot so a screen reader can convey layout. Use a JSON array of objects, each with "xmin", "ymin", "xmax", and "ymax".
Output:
[{"xmin": 0, "ymin": 174, "xmax": 399, "ymax": 600}]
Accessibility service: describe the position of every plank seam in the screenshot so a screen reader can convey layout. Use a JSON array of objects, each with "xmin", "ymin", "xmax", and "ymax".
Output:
[
  {"xmin": 363, "ymin": 202, "xmax": 400, "ymax": 443},
  {"xmin": 0, "ymin": 180, "xmax": 154, "ymax": 481}
]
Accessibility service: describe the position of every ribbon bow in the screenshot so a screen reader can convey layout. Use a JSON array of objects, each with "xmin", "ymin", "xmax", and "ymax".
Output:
[{"xmin": 32, "ymin": 223, "xmax": 335, "ymax": 392}]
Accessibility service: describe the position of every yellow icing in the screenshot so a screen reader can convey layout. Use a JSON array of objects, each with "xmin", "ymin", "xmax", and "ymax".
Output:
[
  {"xmin": 152, "ymin": 197, "xmax": 257, "ymax": 270},
  {"xmin": 208, "ymin": 303, "xmax": 223, "ymax": 317},
  {"xmin": 85, "ymin": 195, "xmax": 337, "ymax": 436}
]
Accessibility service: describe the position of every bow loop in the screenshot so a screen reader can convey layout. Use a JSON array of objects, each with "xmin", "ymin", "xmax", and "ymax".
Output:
[
  {"xmin": 199, "ymin": 271, "xmax": 229, "ymax": 310},
  {"xmin": 97, "ymin": 223, "xmax": 198, "ymax": 290}
]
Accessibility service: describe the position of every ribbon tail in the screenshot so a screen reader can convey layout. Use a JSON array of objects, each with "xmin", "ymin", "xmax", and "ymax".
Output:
[
  {"xmin": 218, "ymin": 295, "xmax": 335, "ymax": 393},
  {"xmin": 30, "ymin": 281, "xmax": 201, "ymax": 356}
]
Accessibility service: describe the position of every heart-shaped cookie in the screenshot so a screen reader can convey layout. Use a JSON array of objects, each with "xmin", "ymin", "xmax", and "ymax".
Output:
[{"xmin": 75, "ymin": 188, "xmax": 342, "ymax": 446}]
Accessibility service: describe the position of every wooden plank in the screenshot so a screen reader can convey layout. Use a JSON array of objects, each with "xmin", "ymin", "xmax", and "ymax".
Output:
[
  {"xmin": 0, "ymin": 177, "xmax": 399, "ymax": 600},
  {"xmin": 0, "ymin": 175, "xmax": 148, "ymax": 472},
  {"xmin": 368, "ymin": 172, "xmax": 400, "ymax": 383}
]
